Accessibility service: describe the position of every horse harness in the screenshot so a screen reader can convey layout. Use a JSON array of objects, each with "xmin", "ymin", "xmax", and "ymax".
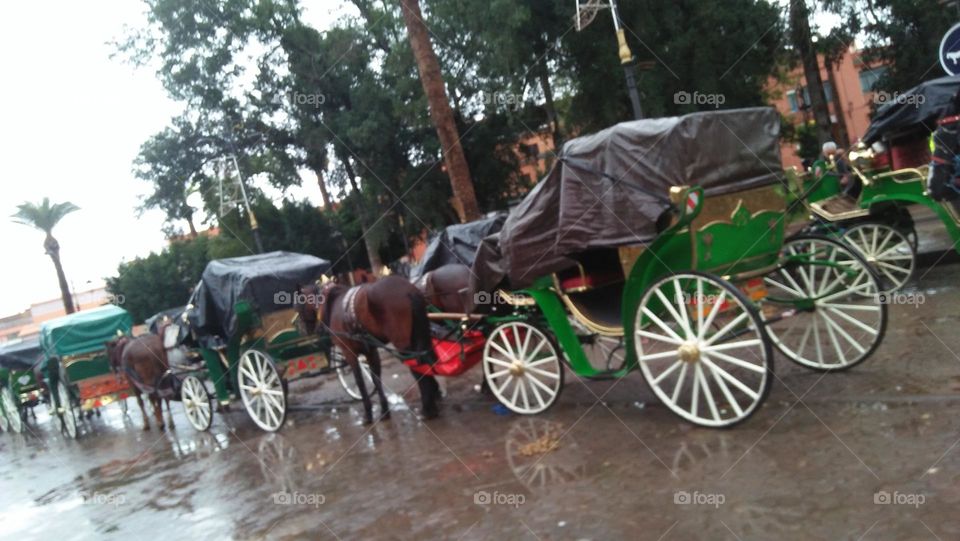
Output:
[{"xmin": 340, "ymin": 285, "xmax": 365, "ymax": 335}]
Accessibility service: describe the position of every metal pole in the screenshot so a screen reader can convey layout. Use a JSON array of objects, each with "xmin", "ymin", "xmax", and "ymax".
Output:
[
  {"xmin": 229, "ymin": 153, "xmax": 264, "ymax": 253},
  {"xmin": 609, "ymin": 0, "xmax": 643, "ymax": 119}
]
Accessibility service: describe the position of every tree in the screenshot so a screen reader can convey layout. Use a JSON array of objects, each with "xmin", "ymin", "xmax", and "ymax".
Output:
[
  {"xmin": 790, "ymin": 0, "xmax": 833, "ymax": 146},
  {"xmin": 12, "ymin": 198, "xmax": 80, "ymax": 314},
  {"xmin": 400, "ymin": 0, "xmax": 481, "ymax": 222}
]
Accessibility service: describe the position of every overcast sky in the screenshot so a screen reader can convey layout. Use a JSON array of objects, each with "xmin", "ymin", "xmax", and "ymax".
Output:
[{"xmin": 0, "ymin": 1, "xmax": 352, "ymax": 318}]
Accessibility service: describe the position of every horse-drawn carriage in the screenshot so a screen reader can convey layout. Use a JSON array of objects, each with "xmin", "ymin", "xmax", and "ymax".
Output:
[
  {"xmin": 40, "ymin": 305, "xmax": 135, "ymax": 439},
  {"xmin": 412, "ymin": 107, "xmax": 887, "ymax": 427},
  {"xmin": 788, "ymin": 75, "xmax": 960, "ymax": 292},
  {"xmin": 176, "ymin": 251, "xmax": 370, "ymax": 432},
  {"xmin": 0, "ymin": 338, "xmax": 45, "ymax": 434}
]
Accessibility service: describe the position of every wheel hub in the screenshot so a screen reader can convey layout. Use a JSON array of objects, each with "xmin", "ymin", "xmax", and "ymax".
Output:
[
  {"xmin": 678, "ymin": 342, "xmax": 701, "ymax": 364},
  {"xmin": 509, "ymin": 361, "xmax": 525, "ymax": 376}
]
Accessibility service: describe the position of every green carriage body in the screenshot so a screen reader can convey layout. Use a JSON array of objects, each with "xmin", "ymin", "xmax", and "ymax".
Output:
[
  {"xmin": 39, "ymin": 304, "xmax": 134, "ymax": 412},
  {"xmin": 0, "ymin": 339, "xmax": 44, "ymax": 431}
]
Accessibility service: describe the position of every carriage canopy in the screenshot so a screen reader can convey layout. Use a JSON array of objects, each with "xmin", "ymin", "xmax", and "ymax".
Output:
[
  {"xmin": 0, "ymin": 338, "xmax": 43, "ymax": 371},
  {"xmin": 410, "ymin": 213, "xmax": 507, "ymax": 280},
  {"xmin": 190, "ymin": 251, "xmax": 330, "ymax": 339},
  {"xmin": 471, "ymin": 107, "xmax": 783, "ymax": 291},
  {"xmin": 862, "ymin": 75, "xmax": 960, "ymax": 145},
  {"xmin": 39, "ymin": 304, "xmax": 133, "ymax": 358}
]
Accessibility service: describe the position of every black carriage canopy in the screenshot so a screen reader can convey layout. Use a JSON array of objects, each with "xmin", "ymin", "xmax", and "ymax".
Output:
[
  {"xmin": 0, "ymin": 338, "xmax": 43, "ymax": 372},
  {"xmin": 145, "ymin": 306, "xmax": 186, "ymax": 334},
  {"xmin": 862, "ymin": 75, "xmax": 960, "ymax": 145},
  {"xmin": 189, "ymin": 251, "xmax": 331, "ymax": 340},
  {"xmin": 410, "ymin": 213, "xmax": 507, "ymax": 280},
  {"xmin": 470, "ymin": 107, "xmax": 783, "ymax": 293}
]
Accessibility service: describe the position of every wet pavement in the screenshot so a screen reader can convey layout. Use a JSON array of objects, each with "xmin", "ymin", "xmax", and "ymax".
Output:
[{"xmin": 3, "ymin": 236, "xmax": 960, "ymax": 540}]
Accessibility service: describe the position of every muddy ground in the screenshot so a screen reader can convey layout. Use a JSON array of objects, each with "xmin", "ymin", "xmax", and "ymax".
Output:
[{"xmin": 1, "ymin": 211, "xmax": 959, "ymax": 541}]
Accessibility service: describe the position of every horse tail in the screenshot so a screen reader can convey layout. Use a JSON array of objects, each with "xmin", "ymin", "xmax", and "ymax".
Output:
[{"xmin": 408, "ymin": 292, "xmax": 435, "ymax": 364}]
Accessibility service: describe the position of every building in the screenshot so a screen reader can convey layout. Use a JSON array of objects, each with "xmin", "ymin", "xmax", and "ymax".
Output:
[
  {"xmin": 0, "ymin": 286, "xmax": 113, "ymax": 344},
  {"xmin": 769, "ymin": 45, "xmax": 887, "ymax": 169}
]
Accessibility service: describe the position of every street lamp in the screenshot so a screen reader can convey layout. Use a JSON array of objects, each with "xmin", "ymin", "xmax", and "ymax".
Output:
[{"xmin": 575, "ymin": 0, "xmax": 644, "ymax": 119}]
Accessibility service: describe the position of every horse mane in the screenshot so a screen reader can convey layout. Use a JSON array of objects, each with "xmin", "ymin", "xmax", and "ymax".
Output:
[{"xmin": 319, "ymin": 282, "xmax": 348, "ymax": 331}]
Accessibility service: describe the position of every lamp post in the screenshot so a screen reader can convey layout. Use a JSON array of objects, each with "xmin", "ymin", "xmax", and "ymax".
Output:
[{"xmin": 608, "ymin": 0, "xmax": 643, "ymax": 119}]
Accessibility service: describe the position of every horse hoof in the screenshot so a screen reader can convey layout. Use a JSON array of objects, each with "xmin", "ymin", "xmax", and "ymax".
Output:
[
  {"xmin": 143, "ymin": 426, "xmax": 150, "ymax": 431},
  {"xmin": 363, "ymin": 417, "xmax": 374, "ymax": 425},
  {"xmin": 422, "ymin": 409, "xmax": 440, "ymax": 421}
]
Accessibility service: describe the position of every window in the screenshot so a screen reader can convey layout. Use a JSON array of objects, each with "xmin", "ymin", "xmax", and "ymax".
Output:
[
  {"xmin": 520, "ymin": 143, "xmax": 539, "ymax": 160},
  {"xmin": 787, "ymin": 83, "xmax": 832, "ymax": 112},
  {"xmin": 787, "ymin": 90, "xmax": 799, "ymax": 112},
  {"xmin": 859, "ymin": 67, "xmax": 887, "ymax": 93}
]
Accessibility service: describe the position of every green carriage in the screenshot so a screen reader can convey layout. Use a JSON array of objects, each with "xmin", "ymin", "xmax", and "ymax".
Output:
[
  {"xmin": 178, "ymin": 251, "xmax": 367, "ymax": 433},
  {"xmin": 39, "ymin": 305, "xmax": 135, "ymax": 439},
  {"xmin": 0, "ymin": 339, "xmax": 45, "ymax": 434},
  {"xmin": 787, "ymin": 75, "xmax": 960, "ymax": 292},
  {"xmin": 466, "ymin": 107, "xmax": 888, "ymax": 427}
]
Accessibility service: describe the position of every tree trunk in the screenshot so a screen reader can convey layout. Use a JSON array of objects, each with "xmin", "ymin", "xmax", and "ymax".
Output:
[
  {"xmin": 314, "ymin": 167, "xmax": 333, "ymax": 210},
  {"xmin": 538, "ymin": 64, "xmax": 561, "ymax": 147},
  {"xmin": 186, "ymin": 211, "xmax": 198, "ymax": 238},
  {"xmin": 400, "ymin": 0, "xmax": 481, "ymax": 222},
  {"xmin": 45, "ymin": 234, "xmax": 75, "ymax": 314},
  {"xmin": 790, "ymin": 0, "xmax": 833, "ymax": 146},
  {"xmin": 824, "ymin": 58, "xmax": 850, "ymax": 148},
  {"xmin": 341, "ymin": 157, "xmax": 384, "ymax": 275}
]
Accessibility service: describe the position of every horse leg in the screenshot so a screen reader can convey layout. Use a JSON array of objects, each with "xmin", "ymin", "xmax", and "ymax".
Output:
[
  {"xmin": 408, "ymin": 368, "xmax": 441, "ymax": 420},
  {"xmin": 134, "ymin": 392, "xmax": 150, "ymax": 430},
  {"xmin": 345, "ymin": 344, "xmax": 374, "ymax": 424},
  {"xmin": 165, "ymin": 398, "xmax": 175, "ymax": 428},
  {"xmin": 151, "ymin": 395, "xmax": 165, "ymax": 431},
  {"xmin": 366, "ymin": 349, "xmax": 390, "ymax": 420}
]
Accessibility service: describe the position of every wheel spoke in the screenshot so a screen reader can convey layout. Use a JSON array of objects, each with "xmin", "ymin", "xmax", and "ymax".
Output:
[
  {"xmin": 651, "ymin": 360, "xmax": 684, "ymax": 385},
  {"xmin": 696, "ymin": 364, "xmax": 721, "ymax": 422},
  {"xmin": 698, "ymin": 290, "xmax": 727, "ymax": 341},
  {"xmin": 705, "ymin": 349, "xmax": 767, "ymax": 374},
  {"xmin": 700, "ymin": 356, "xmax": 760, "ymax": 400},
  {"xmin": 825, "ymin": 306, "xmax": 879, "ymax": 335}
]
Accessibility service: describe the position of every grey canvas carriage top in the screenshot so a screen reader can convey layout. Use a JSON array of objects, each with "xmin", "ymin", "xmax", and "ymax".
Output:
[{"xmin": 470, "ymin": 107, "xmax": 783, "ymax": 292}]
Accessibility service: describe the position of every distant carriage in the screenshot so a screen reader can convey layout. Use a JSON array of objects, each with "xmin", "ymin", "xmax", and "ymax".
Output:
[
  {"xmin": 39, "ymin": 305, "xmax": 135, "ymax": 439},
  {"xmin": 0, "ymin": 338, "xmax": 45, "ymax": 434}
]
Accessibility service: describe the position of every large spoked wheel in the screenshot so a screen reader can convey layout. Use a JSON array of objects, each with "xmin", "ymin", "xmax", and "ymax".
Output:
[
  {"xmin": 0, "ymin": 390, "xmax": 10, "ymax": 433},
  {"xmin": 763, "ymin": 236, "xmax": 887, "ymax": 371},
  {"xmin": 483, "ymin": 321, "xmax": 564, "ymax": 415},
  {"xmin": 635, "ymin": 272, "xmax": 773, "ymax": 428},
  {"xmin": 1, "ymin": 387, "xmax": 22, "ymax": 433},
  {"xmin": 334, "ymin": 349, "xmax": 375, "ymax": 401},
  {"xmin": 57, "ymin": 382, "xmax": 78, "ymax": 439},
  {"xmin": 842, "ymin": 223, "xmax": 915, "ymax": 293},
  {"xmin": 180, "ymin": 375, "xmax": 213, "ymax": 432},
  {"xmin": 238, "ymin": 350, "xmax": 287, "ymax": 432}
]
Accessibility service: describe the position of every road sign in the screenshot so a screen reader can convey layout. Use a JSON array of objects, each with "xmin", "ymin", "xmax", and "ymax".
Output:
[{"xmin": 939, "ymin": 22, "xmax": 960, "ymax": 75}]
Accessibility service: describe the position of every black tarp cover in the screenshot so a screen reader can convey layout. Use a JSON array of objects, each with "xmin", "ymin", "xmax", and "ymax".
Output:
[
  {"xmin": 0, "ymin": 338, "xmax": 43, "ymax": 371},
  {"xmin": 410, "ymin": 214, "xmax": 507, "ymax": 280},
  {"xmin": 145, "ymin": 306, "xmax": 185, "ymax": 334},
  {"xmin": 470, "ymin": 107, "xmax": 783, "ymax": 292},
  {"xmin": 191, "ymin": 251, "xmax": 330, "ymax": 339},
  {"xmin": 862, "ymin": 75, "xmax": 960, "ymax": 144}
]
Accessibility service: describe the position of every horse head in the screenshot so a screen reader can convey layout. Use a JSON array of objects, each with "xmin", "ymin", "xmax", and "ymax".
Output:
[{"xmin": 104, "ymin": 335, "xmax": 131, "ymax": 374}]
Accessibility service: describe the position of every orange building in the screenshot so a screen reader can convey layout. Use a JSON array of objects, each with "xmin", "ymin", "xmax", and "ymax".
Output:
[
  {"xmin": 769, "ymin": 45, "xmax": 887, "ymax": 169},
  {"xmin": 0, "ymin": 287, "xmax": 114, "ymax": 343}
]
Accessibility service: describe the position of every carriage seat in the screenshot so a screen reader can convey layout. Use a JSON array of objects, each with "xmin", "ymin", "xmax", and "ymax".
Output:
[{"xmin": 555, "ymin": 249, "xmax": 625, "ymax": 293}]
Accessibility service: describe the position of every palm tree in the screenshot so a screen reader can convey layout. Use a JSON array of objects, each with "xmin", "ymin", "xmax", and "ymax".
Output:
[{"xmin": 12, "ymin": 198, "xmax": 80, "ymax": 314}]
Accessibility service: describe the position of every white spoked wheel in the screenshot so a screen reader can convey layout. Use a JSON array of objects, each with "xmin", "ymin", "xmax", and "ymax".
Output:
[
  {"xmin": 334, "ymin": 349, "xmax": 375, "ymax": 401},
  {"xmin": 763, "ymin": 236, "xmax": 887, "ymax": 371},
  {"xmin": 181, "ymin": 375, "xmax": 213, "ymax": 432},
  {"xmin": 1, "ymin": 387, "xmax": 22, "ymax": 434},
  {"xmin": 57, "ymin": 382, "xmax": 78, "ymax": 439},
  {"xmin": 483, "ymin": 322, "xmax": 564, "ymax": 415},
  {"xmin": 635, "ymin": 272, "xmax": 772, "ymax": 428},
  {"xmin": 238, "ymin": 350, "xmax": 287, "ymax": 432},
  {"xmin": 0, "ymin": 390, "xmax": 10, "ymax": 432},
  {"xmin": 842, "ymin": 223, "xmax": 915, "ymax": 293}
]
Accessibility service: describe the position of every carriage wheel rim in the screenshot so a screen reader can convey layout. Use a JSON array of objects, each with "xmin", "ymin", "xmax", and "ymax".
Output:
[
  {"xmin": 181, "ymin": 376, "xmax": 212, "ymax": 431},
  {"xmin": 0, "ymin": 398, "xmax": 8, "ymax": 432},
  {"xmin": 335, "ymin": 351, "xmax": 374, "ymax": 401},
  {"xmin": 636, "ymin": 273, "xmax": 770, "ymax": 428},
  {"xmin": 842, "ymin": 223, "xmax": 914, "ymax": 293},
  {"xmin": 58, "ymin": 382, "xmax": 77, "ymax": 439},
  {"xmin": 483, "ymin": 322, "xmax": 563, "ymax": 415},
  {"xmin": 238, "ymin": 350, "xmax": 286, "ymax": 432},
  {"xmin": 1, "ymin": 387, "xmax": 19, "ymax": 433},
  {"xmin": 763, "ymin": 237, "xmax": 886, "ymax": 370}
]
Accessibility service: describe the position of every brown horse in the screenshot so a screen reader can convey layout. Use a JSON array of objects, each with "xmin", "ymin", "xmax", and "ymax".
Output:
[
  {"xmin": 414, "ymin": 263, "xmax": 472, "ymax": 313},
  {"xmin": 297, "ymin": 276, "xmax": 440, "ymax": 423},
  {"xmin": 106, "ymin": 335, "xmax": 176, "ymax": 431}
]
